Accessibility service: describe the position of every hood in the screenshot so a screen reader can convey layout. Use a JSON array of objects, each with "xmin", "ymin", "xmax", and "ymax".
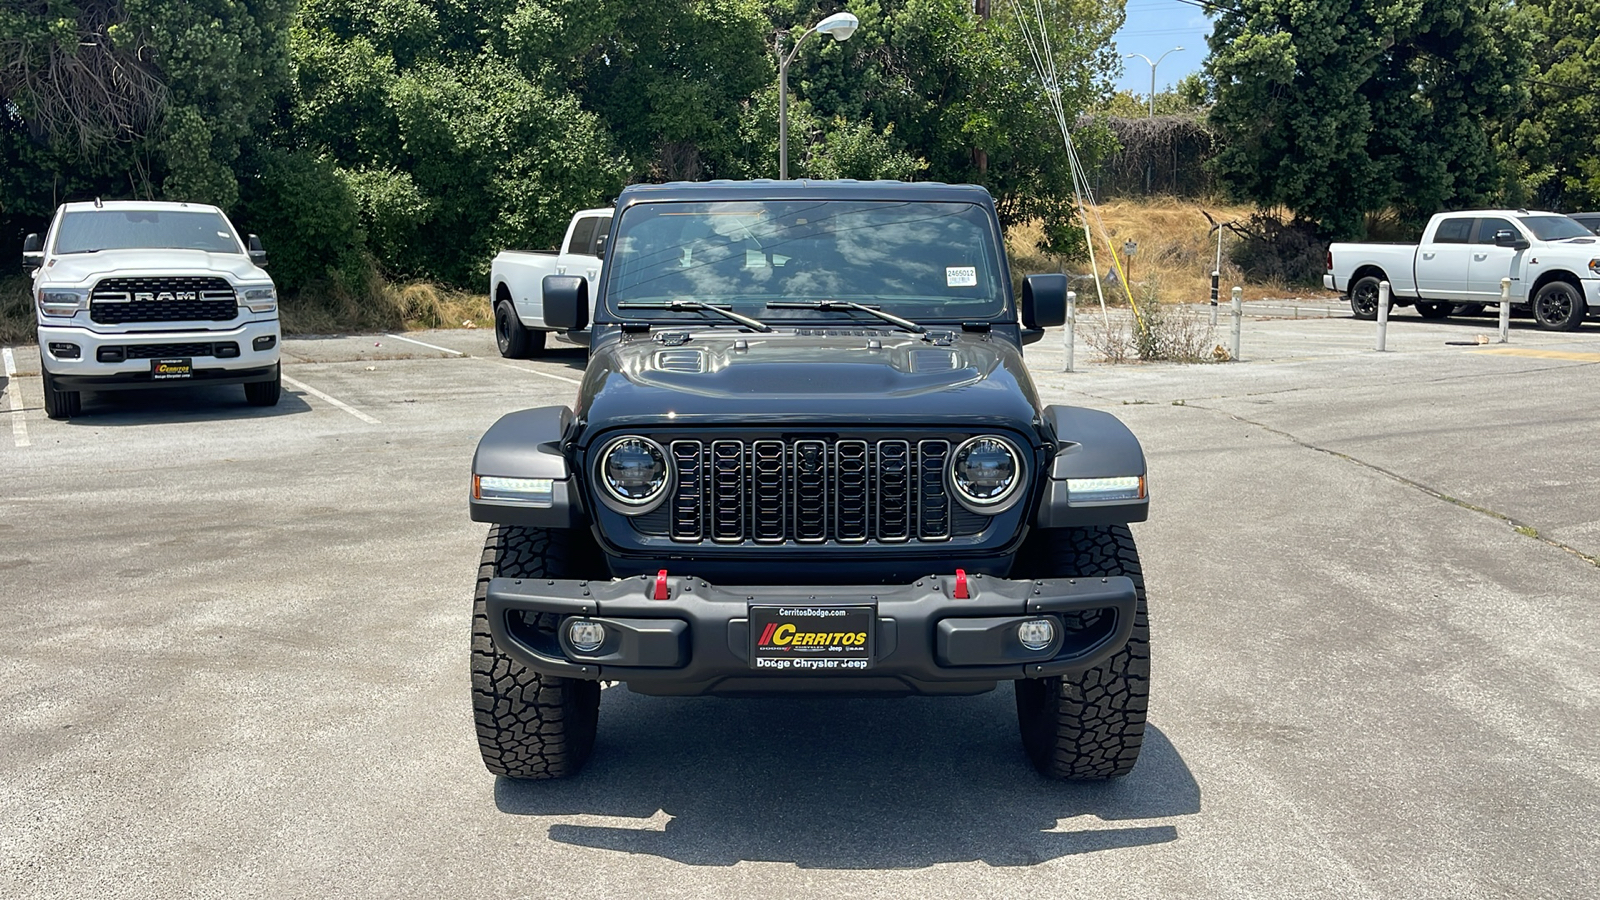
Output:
[
  {"xmin": 40, "ymin": 249, "xmax": 271, "ymax": 286},
  {"xmin": 576, "ymin": 329, "xmax": 1044, "ymax": 435}
]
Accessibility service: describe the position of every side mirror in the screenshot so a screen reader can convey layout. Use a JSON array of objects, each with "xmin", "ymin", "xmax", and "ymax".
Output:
[
  {"xmin": 1495, "ymin": 230, "xmax": 1530, "ymax": 251},
  {"xmin": 593, "ymin": 231, "xmax": 609, "ymax": 259},
  {"xmin": 247, "ymin": 234, "xmax": 269, "ymax": 266},
  {"xmin": 541, "ymin": 274, "xmax": 589, "ymax": 332},
  {"xmin": 21, "ymin": 233, "xmax": 43, "ymax": 268},
  {"xmin": 1021, "ymin": 273, "xmax": 1068, "ymax": 329}
]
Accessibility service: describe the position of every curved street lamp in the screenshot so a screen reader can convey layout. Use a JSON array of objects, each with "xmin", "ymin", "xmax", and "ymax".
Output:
[{"xmin": 778, "ymin": 12, "xmax": 860, "ymax": 180}]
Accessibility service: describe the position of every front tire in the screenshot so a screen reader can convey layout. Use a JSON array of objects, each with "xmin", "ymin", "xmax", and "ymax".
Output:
[
  {"xmin": 243, "ymin": 364, "xmax": 281, "ymax": 407},
  {"xmin": 1014, "ymin": 525, "xmax": 1150, "ymax": 780},
  {"xmin": 1349, "ymin": 275, "xmax": 1386, "ymax": 321},
  {"xmin": 471, "ymin": 525, "xmax": 600, "ymax": 780},
  {"xmin": 1532, "ymin": 282, "xmax": 1585, "ymax": 331},
  {"xmin": 39, "ymin": 356, "xmax": 81, "ymax": 420}
]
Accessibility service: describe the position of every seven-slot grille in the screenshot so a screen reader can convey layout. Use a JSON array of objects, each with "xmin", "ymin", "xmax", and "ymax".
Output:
[
  {"xmin": 91, "ymin": 277, "xmax": 238, "ymax": 324},
  {"xmin": 658, "ymin": 437, "xmax": 969, "ymax": 545}
]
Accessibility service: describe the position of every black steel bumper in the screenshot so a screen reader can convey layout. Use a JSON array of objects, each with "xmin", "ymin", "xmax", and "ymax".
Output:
[
  {"xmin": 51, "ymin": 364, "xmax": 278, "ymax": 391},
  {"xmin": 485, "ymin": 572, "xmax": 1137, "ymax": 696}
]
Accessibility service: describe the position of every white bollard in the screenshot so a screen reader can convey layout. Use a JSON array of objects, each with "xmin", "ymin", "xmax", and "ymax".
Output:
[
  {"xmin": 1064, "ymin": 290, "xmax": 1077, "ymax": 373},
  {"xmin": 1376, "ymin": 280, "xmax": 1391, "ymax": 351},
  {"xmin": 1229, "ymin": 287, "xmax": 1242, "ymax": 362},
  {"xmin": 1499, "ymin": 277, "xmax": 1512, "ymax": 343}
]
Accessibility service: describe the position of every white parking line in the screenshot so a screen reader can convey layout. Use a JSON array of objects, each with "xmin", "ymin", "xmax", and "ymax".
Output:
[
  {"xmin": 280, "ymin": 374, "xmax": 381, "ymax": 424},
  {"xmin": 384, "ymin": 333, "xmax": 466, "ymax": 356},
  {"xmin": 2, "ymin": 348, "xmax": 30, "ymax": 448},
  {"xmin": 487, "ymin": 359, "xmax": 584, "ymax": 386}
]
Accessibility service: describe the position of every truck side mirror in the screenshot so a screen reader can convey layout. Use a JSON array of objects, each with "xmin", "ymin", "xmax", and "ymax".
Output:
[
  {"xmin": 247, "ymin": 234, "xmax": 269, "ymax": 266},
  {"xmin": 1495, "ymin": 230, "xmax": 1530, "ymax": 251},
  {"xmin": 593, "ymin": 231, "xmax": 609, "ymax": 259},
  {"xmin": 542, "ymin": 275, "xmax": 589, "ymax": 332},
  {"xmin": 1021, "ymin": 273, "xmax": 1068, "ymax": 329},
  {"xmin": 21, "ymin": 233, "xmax": 43, "ymax": 268}
]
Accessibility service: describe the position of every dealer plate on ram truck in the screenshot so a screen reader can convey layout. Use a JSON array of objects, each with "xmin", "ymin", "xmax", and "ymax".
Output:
[
  {"xmin": 750, "ymin": 605, "xmax": 874, "ymax": 671},
  {"xmin": 150, "ymin": 358, "xmax": 193, "ymax": 380}
]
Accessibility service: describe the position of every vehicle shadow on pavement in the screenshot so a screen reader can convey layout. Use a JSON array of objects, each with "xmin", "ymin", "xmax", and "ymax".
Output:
[
  {"xmin": 62, "ymin": 386, "xmax": 313, "ymax": 424},
  {"xmin": 494, "ymin": 688, "xmax": 1200, "ymax": 868}
]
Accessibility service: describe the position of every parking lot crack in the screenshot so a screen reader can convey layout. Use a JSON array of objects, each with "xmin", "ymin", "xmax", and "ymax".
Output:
[{"xmin": 1189, "ymin": 403, "xmax": 1600, "ymax": 569}]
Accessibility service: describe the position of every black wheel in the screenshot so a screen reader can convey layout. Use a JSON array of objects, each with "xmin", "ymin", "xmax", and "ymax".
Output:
[
  {"xmin": 1415, "ymin": 301, "xmax": 1451, "ymax": 320},
  {"xmin": 495, "ymin": 299, "xmax": 530, "ymax": 359},
  {"xmin": 39, "ymin": 355, "xmax": 81, "ymax": 420},
  {"xmin": 1013, "ymin": 524, "xmax": 1150, "ymax": 780},
  {"xmin": 1451, "ymin": 304, "xmax": 1485, "ymax": 317},
  {"xmin": 1532, "ymin": 282, "xmax": 1585, "ymax": 331},
  {"xmin": 1349, "ymin": 275, "xmax": 1386, "ymax": 321},
  {"xmin": 472, "ymin": 525, "xmax": 601, "ymax": 780},
  {"xmin": 243, "ymin": 364, "xmax": 281, "ymax": 406}
]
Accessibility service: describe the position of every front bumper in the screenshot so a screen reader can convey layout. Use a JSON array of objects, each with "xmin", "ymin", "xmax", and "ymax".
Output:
[
  {"xmin": 38, "ymin": 319, "xmax": 280, "ymax": 390},
  {"xmin": 486, "ymin": 571, "xmax": 1137, "ymax": 696}
]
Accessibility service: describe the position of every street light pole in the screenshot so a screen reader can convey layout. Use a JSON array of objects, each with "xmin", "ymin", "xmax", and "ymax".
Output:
[
  {"xmin": 1123, "ymin": 46, "xmax": 1183, "ymax": 192},
  {"xmin": 778, "ymin": 12, "xmax": 859, "ymax": 180}
]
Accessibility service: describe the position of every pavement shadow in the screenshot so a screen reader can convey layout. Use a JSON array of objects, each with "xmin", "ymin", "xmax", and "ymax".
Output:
[
  {"xmin": 494, "ymin": 687, "xmax": 1200, "ymax": 868},
  {"xmin": 537, "ymin": 344, "xmax": 590, "ymax": 374},
  {"xmin": 65, "ymin": 384, "xmax": 313, "ymax": 425}
]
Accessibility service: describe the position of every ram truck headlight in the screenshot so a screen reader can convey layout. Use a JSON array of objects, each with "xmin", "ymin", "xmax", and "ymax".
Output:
[
  {"xmin": 595, "ymin": 436, "xmax": 671, "ymax": 514},
  {"xmin": 37, "ymin": 288, "xmax": 88, "ymax": 317},
  {"xmin": 474, "ymin": 475, "xmax": 555, "ymax": 507},
  {"xmin": 948, "ymin": 435, "xmax": 1025, "ymax": 513},
  {"xmin": 241, "ymin": 286, "xmax": 278, "ymax": 313},
  {"xmin": 1066, "ymin": 476, "xmax": 1147, "ymax": 505}
]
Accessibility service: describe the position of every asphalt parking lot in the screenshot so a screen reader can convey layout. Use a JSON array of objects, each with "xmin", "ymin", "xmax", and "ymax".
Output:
[{"xmin": 3, "ymin": 307, "xmax": 1598, "ymax": 899}]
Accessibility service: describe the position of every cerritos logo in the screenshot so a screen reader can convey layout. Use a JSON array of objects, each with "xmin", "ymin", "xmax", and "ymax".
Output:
[{"xmin": 756, "ymin": 621, "xmax": 868, "ymax": 648}]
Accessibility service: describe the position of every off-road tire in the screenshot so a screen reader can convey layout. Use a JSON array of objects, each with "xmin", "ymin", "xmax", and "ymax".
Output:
[
  {"xmin": 1013, "ymin": 524, "xmax": 1150, "ymax": 780},
  {"xmin": 1532, "ymin": 282, "xmax": 1585, "ymax": 332},
  {"xmin": 1415, "ymin": 301, "xmax": 1451, "ymax": 320},
  {"xmin": 471, "ymin": 525, "xmax": 600, "ymax": 780},
  {"xmin": 243, "ymin": 364, "xmax": 281, "ymax": 407},
  {"xmin": 1349, "ymin": 275, "xmax": 1386, "ymax": 321},
  {"xmin": 39, "ymin": 356, "xmax": 81, "ymax": 420}
]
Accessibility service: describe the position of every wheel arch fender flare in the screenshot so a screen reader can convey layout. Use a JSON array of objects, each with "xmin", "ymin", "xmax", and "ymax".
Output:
[
  {"xmin": 1531, "ymin": 269, "xmax": 1587, "ymax": 306},
  {"xmin": 471, "ymin": 406, "xmax": 586, "ymax": 528},
  {"xmin": 1035, "ymin": 405, "xmax": 1149, "ymax": 528}
]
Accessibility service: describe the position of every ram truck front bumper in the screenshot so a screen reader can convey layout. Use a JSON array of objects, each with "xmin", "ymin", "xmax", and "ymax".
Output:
[
  {"xmin": 38, "ymin": 319, "xmax": 280, "ymax": 389},
  {"xmin": 485, "ymin": 571, "xmax": 1137, "ymax": 697}
]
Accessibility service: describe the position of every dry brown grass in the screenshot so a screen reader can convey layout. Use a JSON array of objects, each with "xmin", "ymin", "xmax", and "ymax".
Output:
[
  {"xmin": 279, "ymin": 277, "xmax": 491, "ymax": 336},
  {"xmin": 1006, "ymin": 197, "xmax": 1337, "ymax": 304},
  {"xmin": 0, "ymin": 276, "xmax": 32, "ymax": 344}
]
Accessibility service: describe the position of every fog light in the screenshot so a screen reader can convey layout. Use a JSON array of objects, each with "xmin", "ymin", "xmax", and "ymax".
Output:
[
  {"xmin": 567, "ymin": 620, "xmax": 606, "ymax": 653},
  {"xmin": 1017, "ymin": 618, "xmax": 1055, "ymax": 651},
  {"xmin": 48, "ymin": 342, "xmax": 80, "ymax": 360},
  {"xmin": 253, "ymin": 335, "xmax": 277, "ymax": 351}
]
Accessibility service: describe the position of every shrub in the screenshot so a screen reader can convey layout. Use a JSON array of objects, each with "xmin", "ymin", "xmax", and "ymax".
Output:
[{"xmin": 1226, "ymin": 213, "xmax": 1328, "ymax": 286}]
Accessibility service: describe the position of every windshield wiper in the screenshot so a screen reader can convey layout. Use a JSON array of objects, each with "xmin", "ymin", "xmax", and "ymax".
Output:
[
  {"xmin": 617, "ymin": 300, "xmax": 772, "ymax": 333},
  {"xmin": 766, "ymin": 300, "xmax": 925, "ymax": 334}
]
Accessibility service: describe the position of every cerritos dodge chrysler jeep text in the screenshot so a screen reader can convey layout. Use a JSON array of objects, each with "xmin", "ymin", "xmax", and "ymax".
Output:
[
  {"xmin": 24, "ymin": 200, "xmax": 281, "ymax": 419},
  {"xmin": 468, "ymin": 180, "xmax": 1152, "ymax": 781}
]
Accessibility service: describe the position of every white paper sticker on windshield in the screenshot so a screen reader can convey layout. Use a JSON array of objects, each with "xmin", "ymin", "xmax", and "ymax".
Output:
[{"xmin": 946, "ymin": 266, "xmax": 978, "ymax": 287}]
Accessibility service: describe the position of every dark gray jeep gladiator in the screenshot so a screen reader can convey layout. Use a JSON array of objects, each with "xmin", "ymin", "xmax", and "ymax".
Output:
[{"xmin": 469, "ymin": 180, "xmax": 1151, "ymax": 781}]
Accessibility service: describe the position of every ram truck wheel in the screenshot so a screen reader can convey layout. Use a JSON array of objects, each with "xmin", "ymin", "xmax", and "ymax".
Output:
[
  {"xmin": 494, "ymin": 300, "xmax": 532, "ymax": 359},
  {"xmin": 1014, "ymin": 524, "xmax": 1150, "ymax": 780},
  {"xmin": 39, "ymin": 355, "xmax": 81, "ymax": 420},
  {"xmin": 471, "ymin": 525, "xmax": 601, "ymax": 780},
  {"xmin": 1349, "ymin": 276, "xmax": 1386, "ymax": 321},
  {"xmin": 1532, "ymin": 282, "xmax": 1585, "ymax": 331},
  {"xmin": 243, "ymin": 364, "xmax": 282, "ymax": 407}
]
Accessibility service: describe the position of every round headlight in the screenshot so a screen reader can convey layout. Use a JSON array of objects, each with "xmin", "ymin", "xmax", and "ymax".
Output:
[
  {"xmin": 949, "ymin": 435, "xmax": 1023, "ymax": 512},
  {"xmin": 595, "ymin": 436, "xmax": 671, "ymax": 513}
]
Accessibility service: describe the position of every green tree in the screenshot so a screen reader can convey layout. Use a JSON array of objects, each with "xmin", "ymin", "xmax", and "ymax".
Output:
[
  {"xmin": 1509, "ymin": 0, "xmax": 1600, "ymax": 210},
  {"xmin": 1206, "ymin": 0, "xmax": 1532, "ymax": 238}
]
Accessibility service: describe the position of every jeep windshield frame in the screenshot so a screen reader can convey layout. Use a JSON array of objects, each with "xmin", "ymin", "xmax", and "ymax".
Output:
[{"xmin": 600, "ymin": 197, "xmax": 1010, "ymax": 327}]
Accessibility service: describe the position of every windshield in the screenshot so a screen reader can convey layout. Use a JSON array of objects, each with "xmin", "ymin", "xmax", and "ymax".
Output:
[
  {"xmin": 1522, "ymin": 216, "xmax": 1594, "ymax": 241},
  {"xmin": 604, "ymin": 199, "xmax": 1007, "ymax": 322},
  {"xmin": 53, "ymin": 210, "xmax": 242, "ymax": 255}
]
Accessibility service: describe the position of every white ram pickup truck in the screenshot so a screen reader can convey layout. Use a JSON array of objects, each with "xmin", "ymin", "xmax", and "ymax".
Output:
[
  {"xmin": 1324, "ymin": 210, "xmax": 1600, "ymax": 331},
  {"xmin": 489, "ymin": 207, "xmax": 611, "ymax": 357},
  {"xmin": 25, "ymin": 200, "xmax": 282, "ymax": 419}
]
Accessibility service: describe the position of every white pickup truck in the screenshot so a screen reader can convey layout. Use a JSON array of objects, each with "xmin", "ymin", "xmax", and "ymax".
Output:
[
  {"xmin": 1324, "ymin": 210, "xmax": 1600, "ymax": 331},
  {"xmin": 489, "ymin": 208, "xmax": 611, "ymax": 357},
  {"xmin": 26, "ymin": 200, "xmax": 282, "ymax": 419}
]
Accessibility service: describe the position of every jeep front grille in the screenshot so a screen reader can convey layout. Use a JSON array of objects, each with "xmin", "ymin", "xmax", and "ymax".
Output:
[
  {"xmin": 651, "ymin": 437, "xmax": 974, "ymax": 545},
  {"xmin": 90, "ymin": 277, "xmax": 238, "ymax": 324}
]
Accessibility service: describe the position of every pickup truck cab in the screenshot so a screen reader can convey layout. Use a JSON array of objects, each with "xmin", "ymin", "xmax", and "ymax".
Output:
[
  {"xmin": 466, "ymin": 180, "xmax": 1153, "ymax": 783},
  {"xmin": 26, "ymin": 200, "xmax": 282, "ymax": 419},
  {"xmin": 489, "ymin": 208, "xmax": 611, "ymax": 357},
  {"xmin": 1325, "ymin": 210, "xmax": 1600, "ymax": 330}
]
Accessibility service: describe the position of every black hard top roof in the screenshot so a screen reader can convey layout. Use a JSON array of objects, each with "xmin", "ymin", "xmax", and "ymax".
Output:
[{"xmin": 616, "ymin": 179, "xmax": 996, "ymax": 207}]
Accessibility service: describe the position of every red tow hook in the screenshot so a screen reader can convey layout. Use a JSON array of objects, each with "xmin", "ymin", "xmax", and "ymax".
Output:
[
  {"xmin": 654, "ymin": 569, "xmax": 670, "ymax": 600},
  {"xmin": 953, "ymin": 568, "xmax": 970, "ymax": 600}
]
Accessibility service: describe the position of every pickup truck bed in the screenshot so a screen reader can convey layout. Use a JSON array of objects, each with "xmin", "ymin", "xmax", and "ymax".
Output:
[{"xmin": 489, "ymin": 209, "xmax": 611, "ymax": 356}]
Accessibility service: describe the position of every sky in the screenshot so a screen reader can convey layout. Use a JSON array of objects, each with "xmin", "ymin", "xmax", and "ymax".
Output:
[{"xmin": 1111, "ymin": 0, "xmax": 1214, "ymax": 95}]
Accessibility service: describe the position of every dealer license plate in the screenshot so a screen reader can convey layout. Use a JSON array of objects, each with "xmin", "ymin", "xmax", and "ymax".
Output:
[
  {"xmin": 750, "ymin": 605, "xmax": 873, "ymax": 671},
  {"xmin": 151, "ymin": 358, "xmax": 193, "ymax": 380}
]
